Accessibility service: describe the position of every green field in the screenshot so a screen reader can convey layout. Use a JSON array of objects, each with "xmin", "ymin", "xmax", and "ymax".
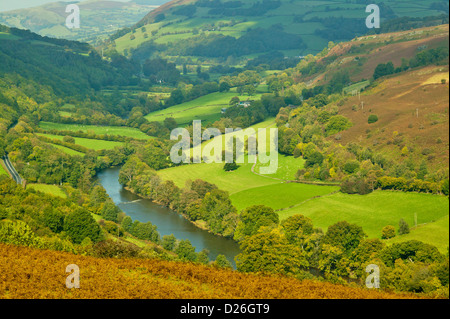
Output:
[
  {"xmin": 145, "ymin": 92, "xmax": 262, "ymax": 126},
  {"xmin": 27, "ymin": 184, "xmax": 67, "ymax": 198},
  {"xmin": 254, "ymin": 154, "xmax": 305, "ymax": 181},
  {"xmin": 52, "ymin": 144, "xmax": 85, "ymax": 157},
  {"xmin": 37, "ymin": 133, "xmax": 123, "ymax": 151},
  {"xmin": 343, "ymin": 80, "xmax": 371, "ymax": 95},
  {"xmin": 386, "ymin": 215, "xmax": 449, "ymax": 253},
  {"xmin": 278, "ymin": 191, "xmax": 449, "ymax": 245},
  {"xmin": 112, "ymin": 0, "xmax": 443, "ymax": 58},
  {"xmin": 0, "ymin": 160, "xmax": 8, "ymax": 176},
  {"xmin": 39, "ymin": 122, "xmax": 152, "ymax": 140},
  {"xmin": 230, "ymin": 183, "xmax": 339, "ymax": 212},
  {"xmin": 159, "ymin": 157, "xmax": 279, "ymax": 195}
]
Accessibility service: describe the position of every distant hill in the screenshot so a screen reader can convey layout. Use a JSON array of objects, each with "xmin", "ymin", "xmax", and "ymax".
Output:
[
  {"xmin": 292, "ymin": 24, "xmax": 449, "ymax": 171},
  {"xmin": 0, "ymin": 0, "xmax": 172, "ymax": 43},
  {"xmin": 106, "ymin": 0, "xmax": 449, "ymax": 62}
]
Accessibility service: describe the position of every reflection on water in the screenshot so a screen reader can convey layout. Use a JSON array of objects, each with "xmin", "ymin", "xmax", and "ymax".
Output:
[{"xmin": 97, "ymin": 167, "xmax": 241, "ymax": 268}]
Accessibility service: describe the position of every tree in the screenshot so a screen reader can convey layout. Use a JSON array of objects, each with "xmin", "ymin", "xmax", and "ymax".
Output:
[
  {"xmin": 325, "ymin": 115, "xmax": 352, "ymax": 136},
  {"xmin": 214, "ymin": 254, "xmax": 232, "ymax": 269},
  {"xmin": 219, "ymin": 81, "xmax": 231, "ymax": 92},
  {"xmin": 236, "ymin": 229, "xmax": 308, "ymax": 275},
  {"xmin": 163, "ymin": 117, "xmax": 178, "ymax": 131},
  {"xmin": 101, "ymin": 201, "xmax": 120, "ymax": 222},
  {"xmin": 281, "ymin": 214, "xmax": 314, "ymax": 245},
  {"xmin": 398, "ymin": 218, "xmax": 410, "ymax": 235},
  {"xmin": 197, "ymin": 250, "xmax": 210, "ymax": 264},
  {"xmin": 373, "ymin": 62, "xmax": 394, "ymax": 79},
  {"xmin": 190, "ymin": 179, "xmax": 217, "ymax": 198},
  {"xmin": 381, "ymin": 225, "xmax": 396, "ymax": 239},
  {"xmin": 323, "ymin": 221, "xmax": 366, "ymax": 252},
  {"xmin": 64, "ymin": 209, "xmax": 102, "ymax": 244},
  {"xmin": 304, "ymin": 151, "xmax": 324, "ymax": 168},
  {"xmin": 161, "ymin": 234, "xmax": 177, "ymax": 251},
  {"xmin": 175, "ymin": 239, "xmax": 197, "ymax": 262},
  {"xmin": 43, "ymin": 209, "xmax": 64, "ymax": 233},
  {"xmin": 121, "ymin": 216, "xmax": 132, "ymax": 232},
  {"xmin": 234, "ymin": 205, "xmax": 279, "ymax": 241}
]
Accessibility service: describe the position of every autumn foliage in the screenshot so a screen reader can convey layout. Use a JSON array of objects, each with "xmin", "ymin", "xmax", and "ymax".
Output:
[{"xmin": 0, "ymin": 243, "xmax": 419, "ymax": 299}]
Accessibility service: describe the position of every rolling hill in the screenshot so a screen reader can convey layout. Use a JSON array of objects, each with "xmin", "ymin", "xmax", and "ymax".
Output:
[
  {"xmin": 105, "ymin": 0, "xmax": 449, "ymax": 63},
  {"xmin": 0, "ymin": 0, "xmax": 171, "ymax": 43},
  {"xmin": 291, "ymin": 24, "xmax": 449, "ymax": 171}
]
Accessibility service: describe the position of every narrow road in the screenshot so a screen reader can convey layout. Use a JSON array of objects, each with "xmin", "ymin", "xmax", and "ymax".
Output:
[{"xmin": 2, "ymin": 154, "xmax": 22, "ymax": 185}]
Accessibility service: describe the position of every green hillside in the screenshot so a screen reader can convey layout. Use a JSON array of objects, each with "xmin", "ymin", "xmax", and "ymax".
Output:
[
  {"xmin": 0, "ymin": 0, "xmax": 170, "ymax": 43},
  {"xmin": 107, "ymin": 0, "xmax": 449, "ymax": 61}
]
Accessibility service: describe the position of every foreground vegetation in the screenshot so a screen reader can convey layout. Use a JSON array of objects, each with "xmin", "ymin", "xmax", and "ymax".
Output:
[{"xmin": 0, "ymin": 243, "xmax": 418, "ymax": 299}]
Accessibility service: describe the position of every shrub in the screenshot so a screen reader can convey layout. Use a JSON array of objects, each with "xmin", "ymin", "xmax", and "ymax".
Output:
[
  {"xmin": 368, "ymin": 114, "xmax": 378, "ymax": 124},
  {"xmin": 223, "ymin": 161, "xmax": 239, "ymax": 171},
  {"xmin": 343, "ymin": 161, "xmax": 360, "ymax": 174},
  {"xmin": 93, "ymin": 239, "xmax": 141, "ymax": 258},
  {"xmin": 381, "ymin": 225, "xmax": 396, "ymax": 239},
  {"xmin": 398, "ymin": 218, "xmax": 410, "ymax": 235},
  {"xmin": 340, "ymin": 177, "xmax": 372, "ymax": 195},
  {"xmin": 63, "ymin": 136, "xmax": 75, "ymax": 144}
]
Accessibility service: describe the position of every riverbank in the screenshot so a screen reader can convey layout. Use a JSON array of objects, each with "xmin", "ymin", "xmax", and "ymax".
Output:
[
  {"xmin": 123, "ymin": 185, "xmax": 234, "ymax": 240},
  {"xmin": 97, "ymin": 167, "xmax": 241, "ymax": 267}
]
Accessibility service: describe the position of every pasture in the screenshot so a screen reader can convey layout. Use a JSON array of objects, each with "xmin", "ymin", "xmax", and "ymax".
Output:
[
  {"xmin": 37, "ymin": 133, "xmax": 123, "ymax": 151},
  {"xmin": 0, "ymin": 160, "xmax": 8, "ymax": 176},
  {"xmin": 39, "ymin": 122, "xmax": 152, "ymax": 140},
  {"xmin": 385, "ymin": 215, "xmax": 449, "ymax": 253},
  {"xmin": 230, "ymin": 182, "xmax": 339, "ymax": 212},
  {"xmin": 27, "ymin": 184, "xmax": 67, "ymax": 199},
  {"xmin": 278, "ymin": 191, "xmax": 450, "ymax": 244},
  {"xmin": 145, "ymin": 92, "xmax": 262, "ymax": 126},
  {"xmin": 52, "ymin": 144, "xmax": 85, "ymax": 157}
]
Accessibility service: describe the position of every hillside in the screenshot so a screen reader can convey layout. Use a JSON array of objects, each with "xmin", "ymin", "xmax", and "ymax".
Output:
[
  {"xmin": 279, "ymin": 24, "xmax": 449, "ymax": 171},
  {"xmin": 0, "ymin": 243, "xmax": 418, "ymax": 299},
  {"xmin": 0, "ymin": 0, "xmax": 170, "ymax": 43},
  {"xmin": 106, "ymin": 0, "xmax": 449, "ymax": 63}
]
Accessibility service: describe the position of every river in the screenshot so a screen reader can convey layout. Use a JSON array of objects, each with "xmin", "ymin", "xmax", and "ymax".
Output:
[{"xmin": 97, "ymin": 167, "xmax": 241, "ymax": 268}]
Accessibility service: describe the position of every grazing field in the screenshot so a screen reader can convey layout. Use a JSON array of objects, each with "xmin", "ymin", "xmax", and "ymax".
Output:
[
  {"xmin": 52, "ymin": 144, "xmax": 85, "ymax": 157},
  {"xmin": 278, "ymin": 191, "xmax": 450, "ymax": 244},
  {"xmin": 27, "ymin": 184, "xmax": 67, "ymax": 198},
  {"xmin": 159, "ymin": 156, "xmax": 279, "ymax": 195},
  {"xmin": 112, "ymin": 0, "xmax": 444, "ymax": 59},
  {"xmin": 39, "ymin": 122, "xmax": 152, "ymax": 140},
  {"xmin": 0, "ymin": 160, "xmax": 8, "ymax": 176},
  {"xmin": 385, "ymin": 215, "xmax": 449, "ymax": 253},
  {"xmin": 254, "ymin": 154, "xmax": 305, "ymax": 181},
  {"xmin": 145, "ymin": 92, "xmax": 262, "ymax": 126},
  {"xmin": 230, "ymin": 183, "xmax": 339, "ymax": 212},
  {"xmin": 37, "ymin": 133, "xmax": 124, "ymax": 151}
]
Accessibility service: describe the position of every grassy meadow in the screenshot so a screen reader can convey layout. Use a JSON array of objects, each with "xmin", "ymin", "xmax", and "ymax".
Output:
[
  {"xmin": 230, "ymin": 182, "xmax": 339, "ymax": 212},
  {"xmin": 278, "ymin": 191, "xmax": 449, "ymax": 246},
  {"xmin": 385, "ymin": 215, "xmax": 449, "ymax": 253},
  {"xmin": 145, "ymin": 92, "xmax": 263, "ymax": 126},
  {"xmin": 0, "ymin": 160, "xmax": 8, "ymax": 176},
  {"xmin": 112, "ymin": 0, "xmax": 444, "ymax": 58},
  {"xmin": 37, "ymin": 133, "xmax": 124, "ymax": 151},
  {"xmin": 39, "ymin": 122, "xmax": 152, "ymax": 140},
  {"xmin": 27, "ymin": 184, "xmax": 67, "ymax": 199},
  {"xmin": 52, "ymin": 144, "xmax": 85, "ymax": 157}
]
